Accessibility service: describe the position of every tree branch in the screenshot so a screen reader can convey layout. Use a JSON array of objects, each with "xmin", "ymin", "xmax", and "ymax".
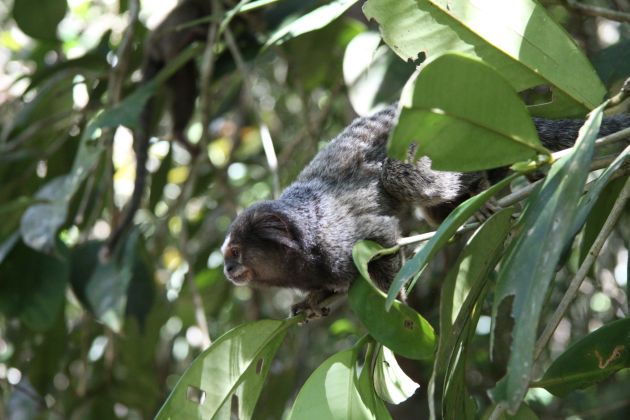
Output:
[{"xmin": 564, "ymin": 0, "xmax": 630, "ymax": 23}]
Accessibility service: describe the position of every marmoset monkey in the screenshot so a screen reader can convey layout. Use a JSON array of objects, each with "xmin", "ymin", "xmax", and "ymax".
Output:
[{"xmin": 223, "ymin": 105, "xmax": 630, "ymax": 316}]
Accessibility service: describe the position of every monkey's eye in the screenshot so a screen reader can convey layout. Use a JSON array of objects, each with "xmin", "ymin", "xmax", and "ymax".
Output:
[{"xmin": 230, "ymin": 247, "xmax": 240, "ymax": 258}]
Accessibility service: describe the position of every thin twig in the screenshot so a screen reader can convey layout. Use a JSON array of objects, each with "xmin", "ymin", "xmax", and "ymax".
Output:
[
  {"xmin": 222, "ymin": 19, "xmax": 281, "ymax": 197},
  {"xmin": 532, "ymin": 176, "xmax": 630, "ymax": 362},
  {"xmin": 608, "ymin": 77, "xmax": 630, "ymax": 109},
  {"xmin": 397, "ymin": 222, "xmax": 480, "ymax": 246},
  {"xmin": 498, "ymin": 152, "xmax": 627, "ymax": 208},
  {"xmin": 564, "ymin": 0, "xmax": 630, "ymax": 23},
  {"xmin": 177, "ymin": 0, "xmax": 224, "ymax": 349}
]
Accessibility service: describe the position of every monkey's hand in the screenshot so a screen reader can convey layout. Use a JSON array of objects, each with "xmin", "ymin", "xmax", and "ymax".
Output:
[{"xmin": 291, "ymin": 290, "xmax": 336, "ymax": 322}]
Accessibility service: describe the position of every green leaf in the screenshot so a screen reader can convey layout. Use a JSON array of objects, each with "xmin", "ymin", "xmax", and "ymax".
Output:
[
  {"xmin": 350, "ymin": 241, "xmax": 436, "ymax": 360},
  {"xmin": 20, "ymin": 176, "xmax": 75, "ymax": 253},
  {"xmin": 536, "ymin": 317, "xmax": 630, "ymax": 397},
  {"xmin": 12, "ymin": 0, "xmax": 67, "ymax": 41},
  {"xmin": 288, "ymin": 344, "xmax": 390, "ymax": 420},
  {"xmin": 491, "ymin": 104, "xmax": 605, "ymax": 412},
  {"xmin": 356, "ymin": 343, "xmax": 393, "ymax": 420},
  {"xmin": 373, "ymin": 346, "xmax": 419, "ymax": 404},
  {"xmin": 363, "ymin": 0, "xmax": 605, "ymax": 117},
  {"xmin": 156, "ymin": 319, "xmax": 292, "ymax": 419},
  {"xmin": 386, "ymin": 172, "xmax": 520, "ymax": 309},
  {"xmin": 264, "ymin": 0, "xmax": 360, "ymax": 48},
  {"xmin": 390, "ymin": 53, "xmax": 546, "ymax": 170},
  {"xmin": 0, "ymin": 240, "xmax": 68, "ymax": 332},
  {"xmin": 85, "ymin": 231, "xmax": 144, "ymax": 333},
  {"xmin": 343, "ymin": 31, "xmax": 415, "ymax": 116},
  {"xmin": 433, "ymin": 208, "xmax": 514, "ymax": 418}
]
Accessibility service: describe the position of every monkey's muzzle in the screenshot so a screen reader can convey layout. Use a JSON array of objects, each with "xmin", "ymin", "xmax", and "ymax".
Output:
[{"xmin": 224, "ymin": 264, "xmax": 253, "ymax": 285}]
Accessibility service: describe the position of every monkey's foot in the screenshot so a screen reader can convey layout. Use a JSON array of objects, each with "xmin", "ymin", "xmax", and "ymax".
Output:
[
  {"xmin": 291, "ymin": 290, "xmax": 335, "ymax": 322},
  {"xmin": 475, "ymin": 197, "xmax": 501, "ymax": 223}
]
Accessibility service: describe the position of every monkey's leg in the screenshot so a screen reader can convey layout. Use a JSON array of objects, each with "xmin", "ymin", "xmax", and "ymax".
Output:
[
  {"xmin": 291, "ymin": 289, "xmax": 336, "ymax": 321},
  {"xmin": 368, "ymin": 253, "xmax": 406, "ymax": 301}
]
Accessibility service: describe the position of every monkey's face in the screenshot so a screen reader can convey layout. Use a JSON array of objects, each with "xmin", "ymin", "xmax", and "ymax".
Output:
[{"xmin": 222, "ymin": 203, "xmax": 301, "ymax": 288}]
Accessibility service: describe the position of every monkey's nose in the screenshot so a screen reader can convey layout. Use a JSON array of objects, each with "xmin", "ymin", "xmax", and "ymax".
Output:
[{"xmin": 224, "ymin": 262, "xmax": 237, "ymax": 275}]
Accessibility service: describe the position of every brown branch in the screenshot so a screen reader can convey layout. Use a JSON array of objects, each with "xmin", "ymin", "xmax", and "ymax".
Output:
[{"xmin": 564, "ymin": 0, "xmax": 630, "ymax": 23}]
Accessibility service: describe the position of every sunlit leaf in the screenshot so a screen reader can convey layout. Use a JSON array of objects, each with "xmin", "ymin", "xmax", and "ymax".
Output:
[
  {"xmin": 156, "ymin": 319, "xmax": 293, "ymax": 419},
  {"xmin": 343, "ymin": 32, "xmax": 415, "ymax": 116},
  {"xmin": 288, "ymin": 344, "xmax": 391, "ymax": 420},
  {"xmin": 373, "ymin": 346, "xmax": 419, "ymax": 404},
  {"xmin": 265, "ymin": 0, "xmax": 360, "ymax": 48},
  {"xmin": 363, "ymin": 0, "xmax": 605, "ymax": 117},
  {"xmin": 491, "ymin": 104, "xmax": 605, "ymax": 412},
  {"xmin": 536, "ymin": 318, "xmax": 630, "ymax": 397},
  {"xmin": 390, "ymin": 53, "xmax": 546, "ymax": 169}
]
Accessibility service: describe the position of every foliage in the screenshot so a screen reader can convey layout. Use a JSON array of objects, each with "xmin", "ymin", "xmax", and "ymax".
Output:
[{"xmin": 0, "ymin": 0, "xmax": 629, "ymax": 419}]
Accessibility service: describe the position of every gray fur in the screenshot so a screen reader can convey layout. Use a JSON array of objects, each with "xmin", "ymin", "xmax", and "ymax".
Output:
[{"xmin": 223, "ymin": 104, "xmax": 630, "ymax": 305}]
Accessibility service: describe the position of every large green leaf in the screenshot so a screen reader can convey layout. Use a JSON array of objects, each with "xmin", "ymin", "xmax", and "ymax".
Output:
[
  {"xmin": 432, "ymin": 208, "xmax": 513, "ymax": 419},
  {"xmin": 390, "ymin": 53, "xmax": 546, "ymax": 170},
  {"xmin": 288, "ymin": 344, "xmax": 390, "ymax": 420},
  {"xmin": 535, "ymin": 318, "xmax": 630, "ymax": 397},
  {"xmin": 363, "ymin": 0, "xmax": 605, "ymax": 117},
  {"xmin": 491, "ymin": 104, "xmax": 605, "ymax": 412},
  {"xmin": 264, "ymin": 0, "xmax": 360, "ymax": 48},
  {"xmin": 0, "ymin": 240, "xmax": 68, "ymax": 332},
  {"xmin": 12, "ymin": 0, "xmax": 67, "ymax": 41},
  {"xmin": 386, "ymin": 172, "xmax": 520, "ymax": 309},
  {"xmin": 350, "ymin": 241, "xmax": 436, "ymax": 360},
  {"xmin": 156, "ymin": 319, "xmax": 293, "ymax": 419}
]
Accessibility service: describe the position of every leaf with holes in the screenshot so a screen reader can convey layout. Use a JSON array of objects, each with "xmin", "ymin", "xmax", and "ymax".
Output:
[
  {"xmin": 156, "ymin": 319, "xmax": 293, "ymax": 419},
  {"xmin": 390, "ymin": 53, "xmax": 546, "ymax": 169},
  {"xmin": 535, "ymin": 318, "xmax": 630, "ymax": 397},
  {"xmin": 350, "ymin": 241, "xmax": 435, "ymax": 360},
  {"xmin": 490, "ymin": 104, "xmax": 605, "ymax": 412},
  {"xmin": 288, "ymin": 345, "xmax": 391, "ymax": 420},
  {"xmin": 386, "ymin": 172, "xmax": 520, "ymax": 309},
  {"xmin": 363, "ymin": 0, "xmax": 605, "ymax": 117}
]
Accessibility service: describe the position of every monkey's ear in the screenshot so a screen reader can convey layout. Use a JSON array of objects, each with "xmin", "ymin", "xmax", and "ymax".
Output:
[{"xmin": 253, "ymin": 212, "xmax": 300, "ymax": 251}]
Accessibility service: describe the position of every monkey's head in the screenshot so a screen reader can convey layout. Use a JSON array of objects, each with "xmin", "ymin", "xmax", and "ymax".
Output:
[{"xmin": 222, "ymin": 201, "xmax": 303, "ymax": 288}]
